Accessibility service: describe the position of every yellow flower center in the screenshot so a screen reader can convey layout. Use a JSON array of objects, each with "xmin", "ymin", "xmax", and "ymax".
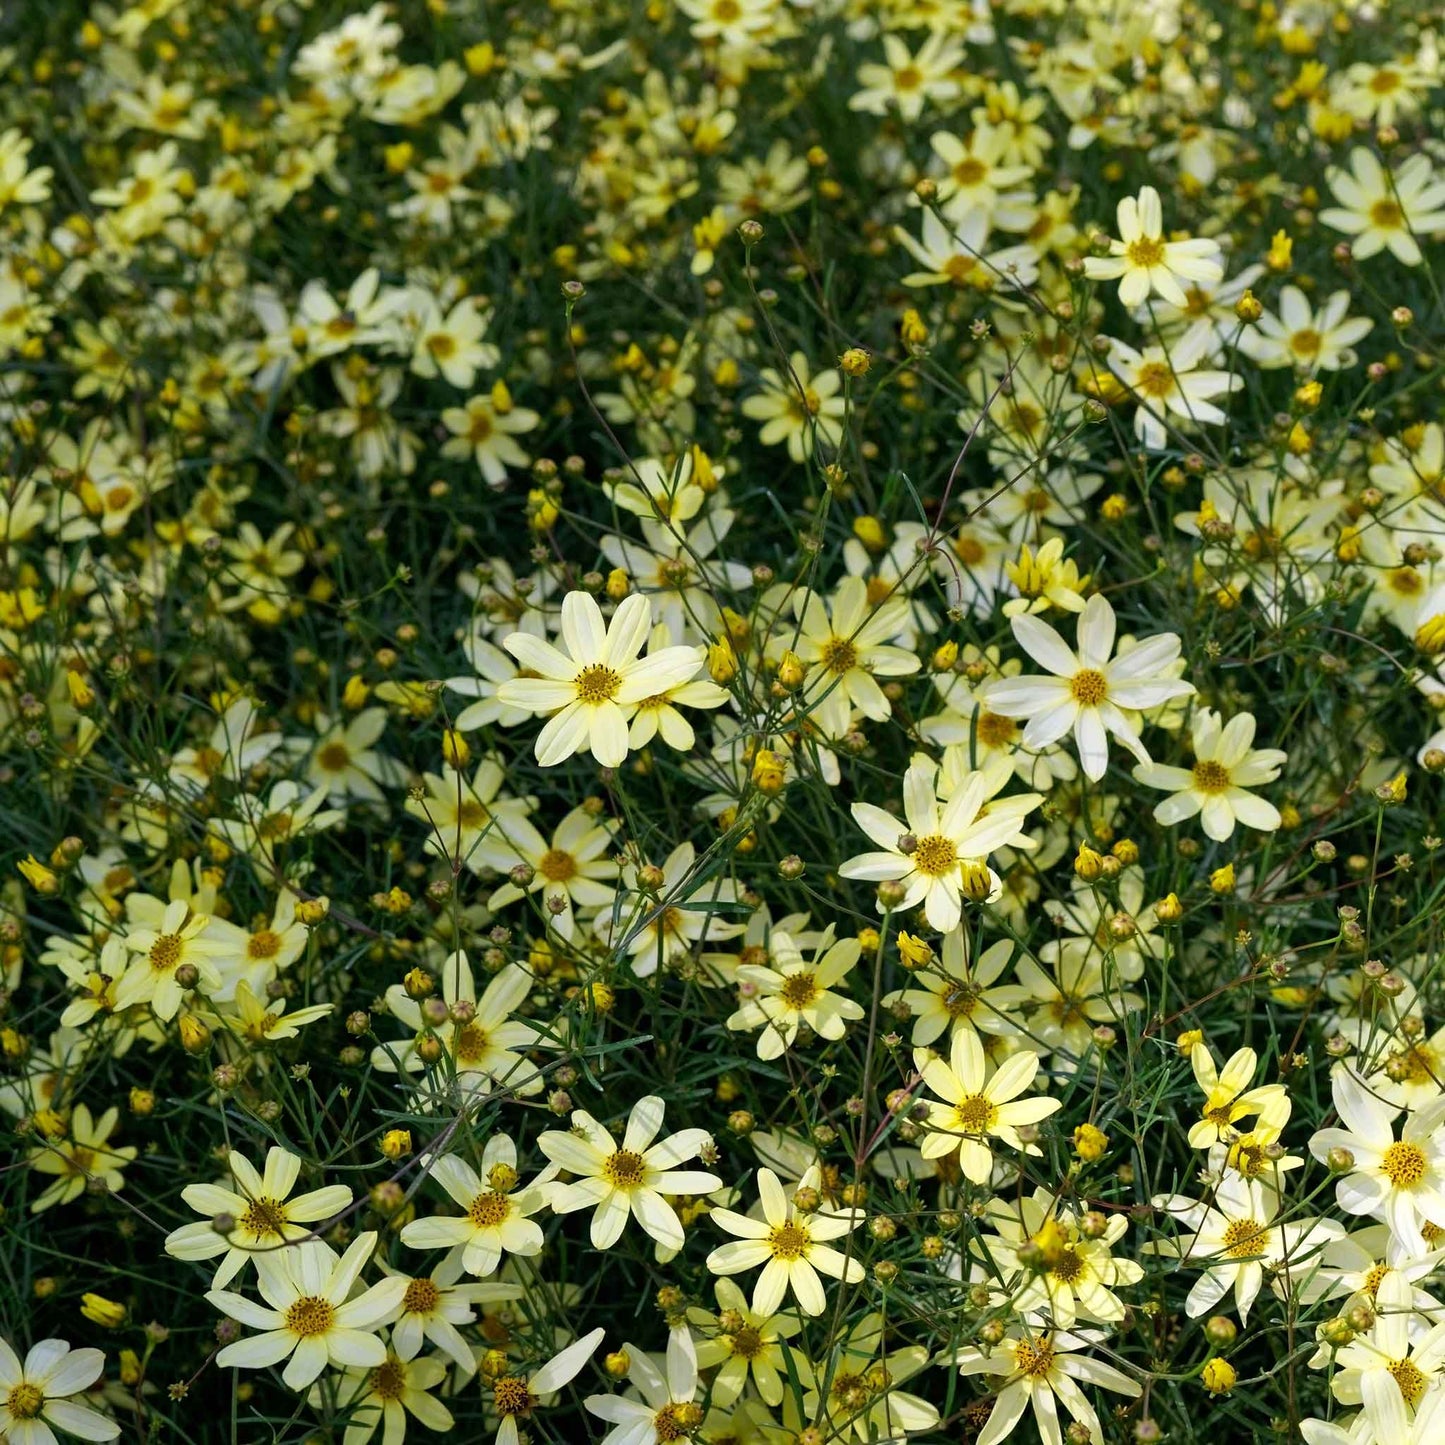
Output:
[
  {"xmin": 778, "ymin": 971, "xmax": 819, "ymax": 1009},
  {"xmin": 820, "ymin": 636, "xmax": 858, "ymax": 674},
  {"xmin": 539, "ymin": 849, "xmax": 577, "ymax": 882},
  {"xmin": 239, "ymin": 1196, "xmax": 287, "ymax": 1238},
  {"xmin": 454, "ymin": 1021, "xmax": 491, "ymax": 1065},
  {"xmin": 953, "ymin": 157, "xmax": 987, "ymax": 186},
  {"xmin": 767, "ymin": 1222, "xmax": 811, "ymax": 1260},
  {"xmin": 467, "ymin": 1190, "xmax": 512, "ymax": 1227},
  {"xmin": 7, "ymin": 1384, "xmax": 44, "ymax": 1420},
  {"xmin": 943, "ymin": 983, "xmax": 982, "ymax": 1018},
  {"xmin": 148, "ymin": 933, "xmax": 183, "ymax": 972},
  {"xmin": 1051, "ymin": 1248, "xmax": 1084, "ymax": 1284},
  {"xmin": 316, "ymin": 741, "xmax": 351, "ymax": 772},
  {"xmin": 1383, "ymin": 1140, "xmax": 1427, "ymax": 1188},
  {"xmin": 1014, "ymin": 1337, "xmax": 1055, "ymax": 1378},
  {"xmin": 1370, "ymin": 199, "xmax": 1404, "ymax": 229},
  {"xmin": 728, "ymin": 1325, "xmax": 764, "ymax": 1359},
  {"xmin": 284, "ymin": 1296, "xmax": 336, "ymax": 1337},
  {"xmin": 1125, "ymin": 236, "xmax": 1165, "ymax": 268},
  {"xmin": 1191, "ymin": 760, "xmax": 1232, "ymax": 794},
  {"xmin": 976, "ymin": 711, "xmax": 1018, "ymax": 748},
  {"xmin": 570, "ymin": 661, "xmax": 621, "ymax": 704},
  {"xmin": 247, "ymin": 929, "xmax": 282, "ymax": 960},
  {"xmin": 1363, "ymin": 1263, "xmax": 1389, "ymax": 1298},
  {"xmin": 894, "ymin": 64, "xmax": 922, "ymax": 91},
  {"xmin": 603, "ymin": 1150, "xmax": 648, "ymax": 1188},
  {"xmin": 1134, "ymin": 361, "xmax": 1176, "ymax": 398},
  {"xmin": 457, "ymin": 800, "xmax": 490, "ymax": 828},
  {"xmin": 1389, "ymin": 1357, "xmax": 1427, "ymax": 1406},
  {"xmin": 1221, "ymin": 1218, "xmax": 1266, "ymax": 1259},
  {"xmin": 493, "ymin": 1376, "xmax": 535, "ymax": 1417},
  {"xmin": 1289, "ymin": 328, "xmax": 1322, "ymax": 359},
  {"xmin": 403, "ymin": 1278, "xmax": 440, "ymax": 1314},
  {"xmin": 953, "ymin": 1093, "xmax": 998, "ymax": 1133},
  {"xmin": 1069, "ymin": 669, "xmax": 1108, "ymax": 705},
  {"xmin": 912, "ymin": 834, "xmax": 958, "ymax": 876},
  {"xmin": 370, "ymin": 1359, "xmax": 407, "ymax": 1400}
]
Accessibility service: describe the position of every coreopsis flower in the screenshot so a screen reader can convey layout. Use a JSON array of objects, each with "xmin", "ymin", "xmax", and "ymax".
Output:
[
  {"xmin": 988, "ymin": 593, "xmax": 1195, "ymax": 781},
  {"xmin": 790, "ymin": 574, "xmax": 921, "ymax": 735},
  {"xmin": 1240, "ymin": 287, "xmax": 1373, "ymax": 373},
  {"xmin": 584, "ymin": 1328, "xmax": 702, "ymax": 1445},
  {"xmin": 489, "ymin": 1328, "xmax": 605, "ymax": 1445},
  {"xmin": 483, "ymin": 806, "xmax": 619, "ymax": 942},
  {"xmin": 409, "ymin": 295, "xmax": 498, "ymax": 389},
  {"xmin": 208, "ymin": 1233, "xmax": 407, "ymax": 1390},
  {"xmin": 539, "ymin": 1095, "xmax": 721, "ymax": 1251},
  {"xmin": 895, "ymin": 206, "xmax": 1040, "ymax": 292},
  {"xmin": 1152, "ymin": 1172, "xmax": 1339, "ymax": 1321},
  {"xmin": 1326, "ymin": 1271, "xmax": 1445, "ymax": 1439},
  {"xmin": 740, "ymin": 352, "xmax": 845, "ymax": 462},
  {"xmin": 497, "ymin": 591, "xmax": 705, "ymax": 768},
  {"xmin": 950, "ymin": 1327, "xmax": 1140, "ymax": 1445},
  {"xmin": 164, "ymin": 1146, "xmax": 353, "ymax": 1287},
  {"xmin": 882, "ymin": 934, "xmax": 1027, "ymax": 1047},
  {"xmin": 404, "ymin": 759, "xmax": 535, "ymax": 874},
  {"xmin": 690, "ymin": 1279, "xmax": 804, "ymax": 1407},
  {"xmin": 0, "ymin": 1337, "xmax": 118, "ymax": 1443},
  {"xmin": 384, "ymin": 1255, "xmax": 520, "ymax": 1372},
  {"xmin": 706, "ymin": 1165, "xmax": 864, "ymax": 1316},
  {"xmin": 914, "ymin": 1028, "xmax": 1061, "ymax": 1182},
  {"xmin": 296, "ymin": 708, "xmax": 401, "ymax": 803},
  {"xmin": 370, "ymin": 955, "xmax": 548, "ymax": 1099},
  {"xmin": 114, "ymin": 898, "xmax": 224, "ymax": 1022},
  {"xmin": 1134, "ymin": 708, "xmax": 1286, "ymax": 840},
  {"xmin": 803, "ymin": 1311, "xmax": 940, "ymax": 1441},
  {"xmin": 1013, "ymin": 950, "xmax": 1144, "ymax": 1069},
  {"xmin": 209, "ymin": 780, "xmax": 346, "ymax": 864},
  {"xmin": 441, "ymin": 386, "xmax": 541, "ymax": 484},
  {"xmin": 980, "ymin": 1191, "xmax": 1143, "ymax": 1328},
  {"xmin": 727, "ymin": 926, "xmax": 864, "ymax": 1059},
  {"xmin": 1082, "ymin": 185, "xmax": 1223, "ymax": 307},
  {"xmin": 399, "ymin": 1135, "xmax": 551, "ymax": 1277},
  {"xmin": 849, "ymin": 33, "xmax": 963, "ymax": 120},
  {"xmin": 323, "ymin": 1352, "xmax": 454, "ymax": 1444},
  {"xmin": 1309, "ymin": 1069, "xmax": 1445, "ymax": 1255},
  {"xmin": 1187, "ymin": 1043, "xmax": 1291, "ymax": 1149},
  {"xmin": 27, "ymin": 1103, "xmax": 136, "ymax": 1213},
  {"xmin": 1104, "ymin": 322, "xmax": 1243, "ymax": 449},
  {"xmin": 840, "ymin": 757, "xmax": 1041, "ymax": 930},
  {"xmin": 1321, "ymin": 148, "xmax": 1445, "ymax": 265}
]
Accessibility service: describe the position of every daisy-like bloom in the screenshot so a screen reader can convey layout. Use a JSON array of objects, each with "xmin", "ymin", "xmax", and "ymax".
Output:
[
  {"xmin": 790, "ymin": 574, "xmax": 921, "ymax": 736},
  {"xmin": 950, "ymin": 1326, "xmax": 1140, "ymax": 1445},
  {"xmin": 484, "ymin": 805, "xmax": 619, "ymax": 942},
  {"xmin": 0, "ymin": 1337, "xmax": 117, "ymax": 1444},
  {"xmin": 1152, "ymin": 1171, "xmax": 1339, "ymax": 1322},
  {"xmin": 1299, "ymin": 1222, "xmax": 1445, "ymax": 1311},
  {"xmin": 706, "ymin": 1165, "xmax": 864, "ymax": 1317},
  {"xmin": 803, "ymin": 1311, "xmax": 940, "ymax": 1441},
  {"xmin": 1320, "ymin": 148, "xmax": 1445, "ymax": 266},
  {"xmin": 727, "ymin": 927, "xmax": 865, "ymax": 1060},
  {"xmin": 440, "ymin": 383, "xmax": 541, "ymax": 485},
  {"xmin": 840, "ymin": 756, "xmax": 1041, "ymax": 931},
  {"xmin": 409, "ymin": 295, "xmax": 498, "ymax": 390},
  {"xmin": 297, "ymin": 707, "xmax": 401, "ymax": 804},
  {"xmin": 1103, "ymin": 321, "xmax": 1242, "ymax": 449},
  {"xmin": 384, "ymin": 1255, "xmax": 521, "ymax": 1372},
  {"xmin": 1327, "ymin": 1271, "xmax": 1445, "ymax": 1440},
  {"xmin": 114, "ymin": 897, "xmax": 224, "ymax": 1021},
  {"xmin": 164, "ymin": 1146, "xmax": 353, "ymax": 1288},
  {"xmin": 930, "ymin": 125, "xmax": 1036, "ymax": 227},
  {"xmin": 894, "ymin": 207, "xmax": 1040, "ymax": 293},
  {"xmin": 1360, "ymin": 1021, "xmax": 1445, "ymax": 1112},
  {"xmin": 883, "ymin": 934, "xmax": 1027, "ymax": 1048},
  {"xmin": 1241, "ymin": 287, "xmax": 1373, "ymax": 373},
  {"xmin": 849, "ymin": 33, "xmax": 963, "ymax": 121},
  {"xmin": 488, "ymin": 1327, "xmax": 605, "ymax": 1445},
  {"xmin": 1187, "ymin": 1043, "xmax": 1291, "ymax": 1150},
  {"xmin": 585, "ymin": 1327, "xmax": 703, "ymax": 1445},
  {"xmin": 209, "ymin": 1233, "xmax": 408, "ymax": 1391},
  {"xmin": 209, "ymin": 780, "xmax": 346, "ymax": 865},
  {"xmin": 399, "ymin": 1135, "xmax": 551, "ymax": 1278},
  {"xmin": 740, "ymin": 352, "xmax": 846, "ymax": 463},
  {"xmin": 1082, "ymin": 184, "xmax": 1223, "ymax": 307},
  {"xmin": 691, "ymin": 1278, "xmax": 804, "ymax": 1407},
  {"xmin": 404, "ymin": 759, "xmax": 535, "ymax": 875},
  {"xmin": 987, "ymin": 592, "xmax": 1195, "ymax": 782},
  {"xmin": 540, "ymin": 1095, "xmax": 721, "ymax": 1252},
  {"xmin": 626, "ymin": 622, "xmax": 731, "ymax": 753},
  {"xmin": 980, "ymin": 1191, "xmax": 1143, "ymax": 1329},
  {"xmin": 27, "ymin": 1104, "xmax": 137, "ymax": 1214},
  {"xmin": 213, "ymin": 981, "xmax": 333, "ymax": 1047},
  {"xmin": 371, "ymin": 955, "xmax": 548, "ymax": 1100},
  {"xmin": 1134, "ymin": 708, "xmax": 1286, "ymax": 841},
  {"xmin": 497, "ymin": 591, "xmax": 704, "ymax": 768},
  {"xmin": 325, "ymin": 1351, "xmax": 454, "ymax": 1445},
  {"xmin": 914, "ymin": 1028, "xmax": 1061, "ymax": 1183},
  {"xmin": 1309, "ymin": 1069, "xmax": 1445, "ymax": 1255}
]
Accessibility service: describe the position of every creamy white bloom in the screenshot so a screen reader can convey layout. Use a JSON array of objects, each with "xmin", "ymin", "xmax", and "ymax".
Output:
[
  {"xmin": 1082, "ymin": 185, "xmax": 1223, "ymax": 307},
  {"xmin": 0, "ymin": 1338, "xmax": 118, "ymax": 1444}
]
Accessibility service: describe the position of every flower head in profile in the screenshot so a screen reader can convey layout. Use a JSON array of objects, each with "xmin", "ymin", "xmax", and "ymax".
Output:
[
  {"xmin": 498, "ymin": 592, "xmax": 704, "ymax": 767},
  {"xmin": 539, "ymin": 1095, "xmax": 721, "ymax": 1252},
  {"xmin": 988, "ymin": 593, "xmax": 1195, "ymax": 781},
  {"xmin": 1083, "ymin": 184, "xmax": 1223, "ymax": 307},
  {"xmin": 914, "ymin": 1028, "xmax": 1061, "ymax": 1183}
]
